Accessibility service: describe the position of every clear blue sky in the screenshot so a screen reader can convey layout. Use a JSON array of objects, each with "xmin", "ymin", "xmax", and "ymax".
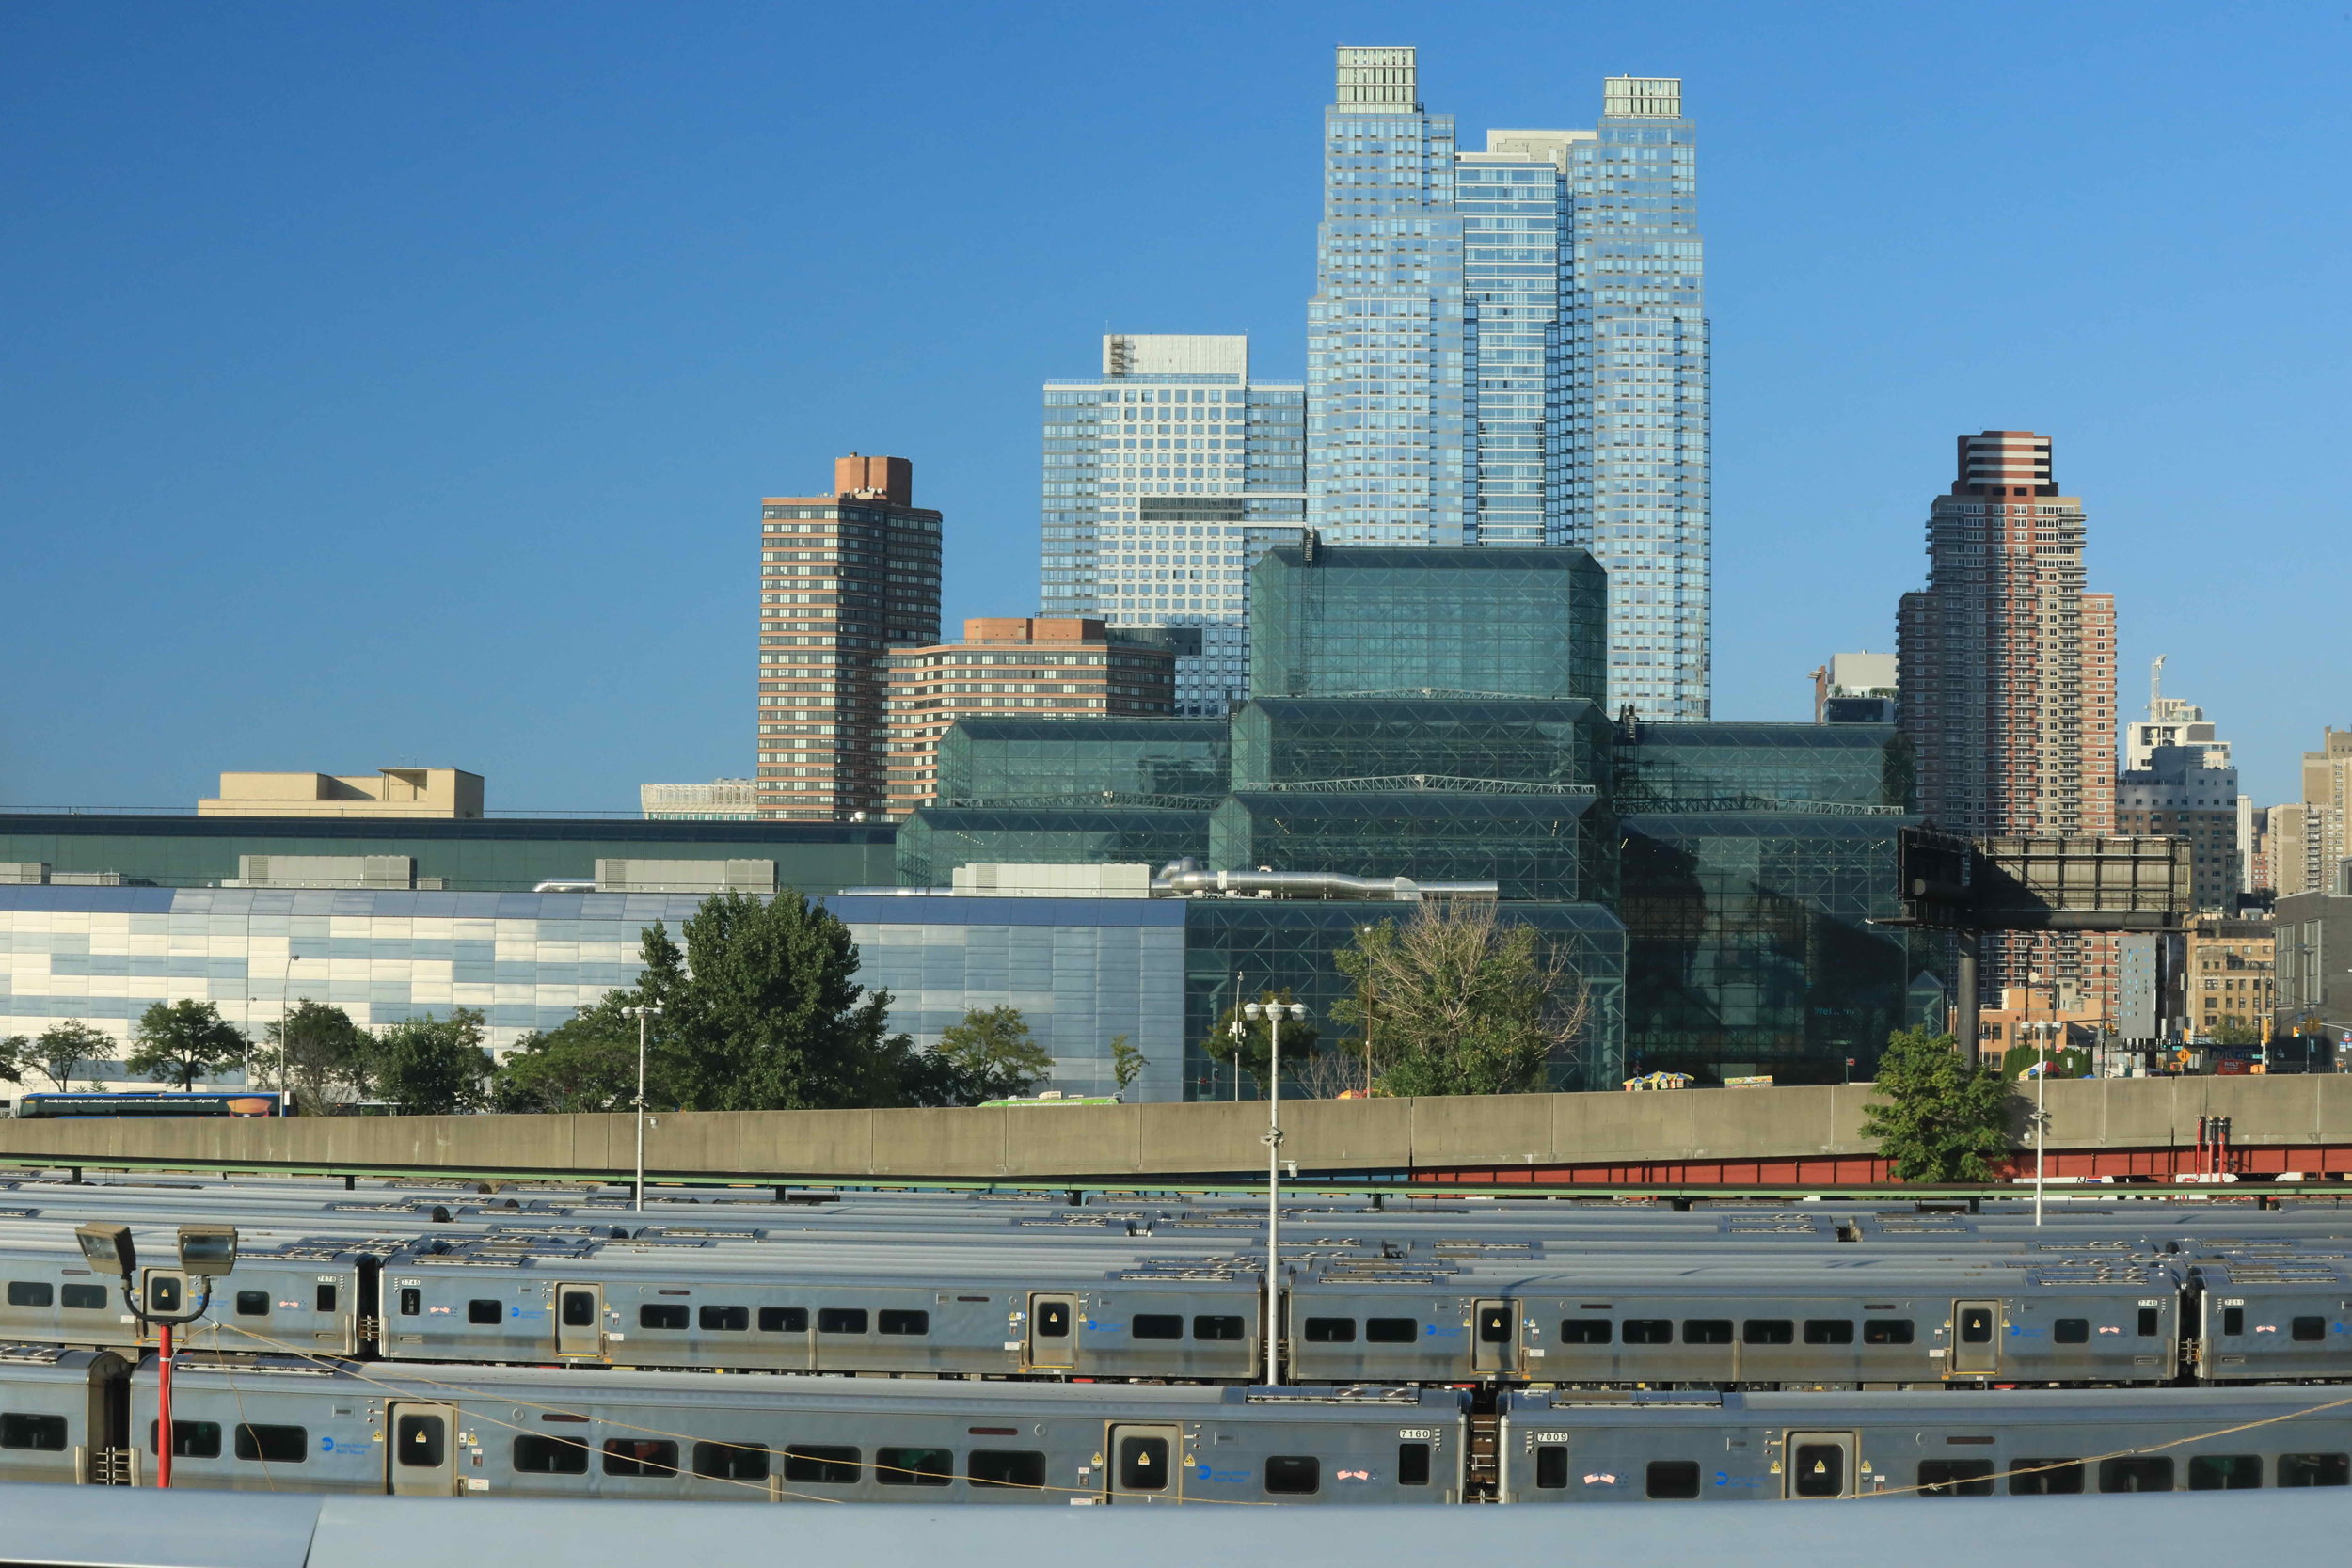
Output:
[{"xmin": 3, "ymin": 0, "xmax": 2345, "ymax": 810}]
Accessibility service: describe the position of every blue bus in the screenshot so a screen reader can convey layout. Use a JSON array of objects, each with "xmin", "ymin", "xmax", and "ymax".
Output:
[{"xmin": 11, "ymin": 1090, "xmax": 294, "ymax": 1119}]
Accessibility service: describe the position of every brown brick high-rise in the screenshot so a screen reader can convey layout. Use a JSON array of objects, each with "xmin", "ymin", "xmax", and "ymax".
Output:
[
  {"xmin": 1899, "ymin": 432, "xmax": 2121, "ymax": 1018},
  {"xmin": 755, "ymin": 454, "xmax": 943, "ymax": 819}
]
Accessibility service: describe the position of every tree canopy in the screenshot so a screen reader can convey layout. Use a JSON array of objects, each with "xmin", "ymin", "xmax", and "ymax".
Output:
[
  {"xmin": 260, "ymin": 1000, "xmax": 374, "ymax": 1114},
  {"xmin": 1333, "ymin": 900, "xmax": 1589, "ymax": 1097},
  {"xmin": 373, "ymin": 1008, "xmax": 495, "ymax": 1115},
  {"xmin": 1201, "ymin": 990, "xmax": 1321, "ymax": 1098},
  {"xmin": 126, "ymin": 999, "xmax": 246, "ymax": 1090},
  {"xmin": 1860, "ymin": 1026, "xmax": 2017, "ymax": 1182},
  {"xmin": 0, "ymin": 1021, "xmax": 116, "ymax": 1091},
  {"xmin": 929, "ymin": 1006, "xmax": 1054, "ymax": 1104},
  {"xmin": 490, "ymin": 1003, "xmax": 644, "ymax": 1114}
]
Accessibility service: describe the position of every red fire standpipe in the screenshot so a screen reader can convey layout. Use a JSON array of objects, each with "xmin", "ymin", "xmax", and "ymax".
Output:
[{"xmin": 156, "ymin": 1321, "xmax": 173, "ymax": 1489}]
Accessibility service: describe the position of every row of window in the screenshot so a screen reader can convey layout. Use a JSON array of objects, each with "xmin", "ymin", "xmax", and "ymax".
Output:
[
  {"xmin": 1545, "ymin": 1318, "xmax": 1919, "ymax": 1348},
  {"xmin": 7, "ymin": 1281, "xmax": 339, "ymax": 1316},
  {"xmin": 1534, "ymin": 1451, "xmax": 2352, "ymax": 1498}
]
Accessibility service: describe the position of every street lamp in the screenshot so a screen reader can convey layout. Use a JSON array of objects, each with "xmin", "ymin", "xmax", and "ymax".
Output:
[
  {"xmin": 76, "ymin": 1222, "xmax": 237, "ymax": 1488},
  {"xmin": 621, "ymin": 1006, "xmax": 662, "ymax": 1212},
  {"xmin": 1238, "ymin": 998, "xmax": 1304, "ymax": 1388}
]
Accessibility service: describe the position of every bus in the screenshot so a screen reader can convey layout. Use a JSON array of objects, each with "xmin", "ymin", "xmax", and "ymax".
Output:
[{"xmin": 11, "ymin": 1090, "xmax": 294, "ymax": 1119}]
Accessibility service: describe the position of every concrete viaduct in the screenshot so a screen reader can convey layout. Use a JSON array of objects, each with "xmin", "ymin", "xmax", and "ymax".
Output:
[{"xmin": 4, "ymin": 1077, "xmax": 2350, "ymax": 1188}]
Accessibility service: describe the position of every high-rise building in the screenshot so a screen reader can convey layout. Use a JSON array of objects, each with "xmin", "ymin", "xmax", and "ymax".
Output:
[
  {"xmin": 2267, "ymin": 727, "xmax": 2352, "ymax": 895},
  {"xmin": 1898, "ymin": 431, "xmax": 2119, "ymax": 1008},
  {"xmin": 1039, "ymin": 335, "xmax": 1305, "ymax": 716},
  {"xmin": 883, "ymin": 618, "xmax": 1178, "ymax": 816},
  {"xmin": 755, "ymin": 454, "xmax": 943, "ymax": 820},
  {"xmin": 1307, "ymin": 49, "xmax": 1709, "ymax": 717},
  {"xmin": 638, "ymin": 779, "xmax": 759, "ymax": 821},
  {"xmin": 1811, "ymin": 651, "xmax": 1899, "ymax": 723},
  {"xmin": 2115, "ymin": 668, "xmax": 2241, "ymax": 912}
]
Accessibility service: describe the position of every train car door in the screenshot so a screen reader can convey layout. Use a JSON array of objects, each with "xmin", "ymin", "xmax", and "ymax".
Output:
[
  {"xmin": 1472, "ymin": 1300, "xmax": 1516, "ymax": 1375},
  {"xmin": 387, "ymin": 1402, "xmax": 461, "ymax": 1496},
  {"xmin": 1950, "ymin": 1299, "xmax": 2000, "ymax": 1375},
  {"xmin": 1782, "ymin": 1431, "xmax": 1856, "ymax": 1499},
  {"xmin": 554, "ymin": 1283, "xmax": 603, "ymax": 1358},
  {"xmin": 1028, "ymin": 1293, "xmax": 1077, "ymax": 1369},
  {"xmin": 1105, "ymin": 1423, "xmax": 1182, "ymax": 1504}
]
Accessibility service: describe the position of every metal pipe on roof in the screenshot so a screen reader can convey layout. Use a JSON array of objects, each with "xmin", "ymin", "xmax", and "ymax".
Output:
[{"xmin": 1152, "ymin": 859, "xmax": 1495, "ymax": 901}]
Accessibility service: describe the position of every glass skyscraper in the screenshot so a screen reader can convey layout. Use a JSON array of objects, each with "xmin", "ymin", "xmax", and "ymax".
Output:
[
  {"xmin": 1039, "ymin": 334, "xmax": 1305, "ymax": 717},
  {"xmin": 1308, "ymin": 51, "xmax": 1711, "ymax": 719}
]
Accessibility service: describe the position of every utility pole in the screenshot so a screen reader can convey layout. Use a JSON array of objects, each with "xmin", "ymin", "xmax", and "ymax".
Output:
[
  {"xmin": 622, "ymin": 1005, "xmax": 662, "ymax": 1212},
  {"xmin": 1241, "ymin": 998, "xmax": 1304, "ymax": 1387}
]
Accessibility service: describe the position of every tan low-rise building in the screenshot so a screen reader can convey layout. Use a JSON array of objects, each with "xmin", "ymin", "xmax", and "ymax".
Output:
[
  {"xmin": 2186, "ymin": 912, "xmax": 2274, "ymax": 1040},
  {"xmin": 199, "ymin": 767, "xmax": 484, "ymax": 819}
]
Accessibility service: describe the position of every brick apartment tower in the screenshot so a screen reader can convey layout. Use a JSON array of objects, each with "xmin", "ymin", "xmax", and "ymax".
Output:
[
  {"xmin": 1899, "ymin": 432, "xmax": 2120, "ymax": 1017},
  {"xmin": 755, "ymin": 455, "xmax": 943, "ymax": 819}
]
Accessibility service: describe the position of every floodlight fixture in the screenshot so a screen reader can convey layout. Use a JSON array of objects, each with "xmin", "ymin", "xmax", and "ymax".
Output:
[
  {"xmin": 176, "ymin": 1225, "xmax": 238, "ymax": 1278},
  {"xmin": 74, "ymin": 1223, "xmax": 135, "ymax": 1278}
]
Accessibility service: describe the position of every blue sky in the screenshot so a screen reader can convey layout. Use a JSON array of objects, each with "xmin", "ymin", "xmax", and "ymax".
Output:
[{"xmin": 2, "ymin": 0, "xmax": 2345, "ymax": 810}]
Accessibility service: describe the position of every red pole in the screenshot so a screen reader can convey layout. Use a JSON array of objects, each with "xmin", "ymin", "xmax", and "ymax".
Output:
[{"xmin": 157, "ymin": 1321, "xmax": 173, "ymax": 1489}]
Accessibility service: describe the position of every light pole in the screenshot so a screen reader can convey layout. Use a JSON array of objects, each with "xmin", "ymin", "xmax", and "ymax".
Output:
[
  {"xmin": 2032, "ymin": 1019, "xmax": 2050, "ymax": 1227},
  {"xmin": 75, "ymin": 1222, "xmax": 237, "ymax": 1488},
  {"xmin": 622, "ymin": 1006, "xmax": 662, "ymax": 1212},
  {"xmin": 1239, "ymin": 998, "xmax": 1303, "ymax": 1388}
]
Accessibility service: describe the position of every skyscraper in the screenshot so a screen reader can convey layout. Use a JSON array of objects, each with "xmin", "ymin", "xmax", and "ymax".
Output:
[
  {"xmin": 2267, "ymin": 727, "xmax": 2352, "ymax": 896},
  {"xmin": 1307, "ymin": 49, "xmax": 1710, "ymax": 716},
  {"xmin": 1899, "ymin": 431, "xmax": 2120, "ymax": 1007},
  {"xmin": 755, "ymin": 454, "xmax": 943, "ymax": 820},
  {"xmin": 1038, "ymin": 334, "xmax": 1305, "ymax": 716}
]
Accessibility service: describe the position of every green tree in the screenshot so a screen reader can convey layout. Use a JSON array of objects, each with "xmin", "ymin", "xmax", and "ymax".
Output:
[
  {"xmin": 373, "ymin": 1008, "xmax": 495, "ymax": 1115},
  {"xmin": 2209, "ymin": 1018, "xmax": 2262, "ymax": 1047},
  {"xmin": 257, "ymin": 1000, "xmax": 374, "ymax": 1114},
  {"xmin": 1860, "ymin": 1026, "xmax": 2018, "ymax": 1182},
  {"xmin": 930, "ymin": 1006, "xmax": 1054, "ymax": 1103},
  {"xmin": 0, "ymin": 1022, "xmax": 116, "ymax": 1091},
  {"xmin": 491, "ymin": 1004, "xmax": 644, "ymax": 1114},
  {"xmin": 126, "ymin": 999, "xmax": 246, "ymax": 1090},
  {"xmin": 1332, "ymin": 900, "xmax": 1589, "ymax": 1097},
  {"xmin": 1200, "ymin": 990, "xmax": 1322, "ymax": 1098},
  {"xmin": 1110, "ymin": 1034, "xmax": 1146, "ymax": 1092},
  {"xmin": 628, "ymin": 892, "xmax": 916, "ymax": 1111}
]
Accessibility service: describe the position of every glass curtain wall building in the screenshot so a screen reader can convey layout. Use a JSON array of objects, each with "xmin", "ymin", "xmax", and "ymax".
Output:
[{"xmin": 1040, "ymin": 335, "xmax": 1305, "ymax": 718}]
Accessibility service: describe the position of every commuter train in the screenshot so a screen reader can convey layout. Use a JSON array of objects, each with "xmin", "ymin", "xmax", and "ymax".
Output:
[{"xmin": 7, "ymin": 1344, "xmax": 2352, "ymax": 1506}]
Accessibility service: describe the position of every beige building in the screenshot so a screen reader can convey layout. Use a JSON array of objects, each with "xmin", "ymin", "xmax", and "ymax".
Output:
[
  {"xmin": 2268, "ymin": 728, "xmax": 2352, "ymax": 895},
  {"xmin": 884, "ymin": 617, "xmax": 1178, "ymax": 816},
  {"xmin": 2185, "ymin": 913, "xmax": 2274, "ymax": 1040},
  {"xmin": 199, "ymin": 767, "xmax": 484, "ymax": 819}
]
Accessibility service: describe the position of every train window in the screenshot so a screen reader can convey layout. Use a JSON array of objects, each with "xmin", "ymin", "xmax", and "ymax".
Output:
[
  {"xmin": 692, "ymin": 1441, "xmax": 770, "ymax": 1480},
  {"xmin": 1303, "ymin": 1318, "xmax": 1357, "ymax": 1343},
  {"xmin": 6, "ymin": 1282, "xmax": 51, "ymax": 1307},
  {"xmin": 1917, "ymin": 1460, "xmax": 1994, "ymax": 1497},
  {"xmin": 1397, "ymin": 1443, "xmax": 1431, "ymax": 1487},
  {"xmin": 1118, "ymin": 1435, "xmax": 1169, "ymax": 1491},
  {"xmin": 394, "ymin": 1415, "xmax": 445, "ymax": 1469},
  {"xmin": 2294, "ymin": 1317, "xmax": 2328, "ymax": 1342},
  {"xmin": 1804, "ymin": 1320, "xmax": 1853, "ymax": 1345},
  {"xmin": 2054, "ymin": 1319, "xmax": 2089, "ymax": 1344},
  {"xmin": 784, "ymin": 1446, "xmax": 862, "ymax": 1483},
  {"xmin": 1646, "ymin": 1460, "xmax": 1701, "ymax": 1499},
  {"xmin": 0, "ymin": 1414, "xmax": 66, "ymax": 1451},
  {"xmin": 1957, "ymin": 1308, "xmax": 1993, "ymax": 1344},
  {"xmin": 2187, "ymin": 1455, "xmax": 2263, "ymax": 1490},
  {"xmin": 1742, "ymin": 1320, "xmax": 1793, "ymax": 1345},
  {"xmin": 1624, "ymin": 1320, "xmax": 1672, "ymax": 1345},
  {"xmin": 60, "ymin": 1285, "xmax": 106, "ymax": 1311},
  {"xmin": 699, "ymin": 1306, "xmax": 750, "ymax": 1332},
  {"xmin": 1264, "ymin": 1455, "xmax": 1320, "ymax": 1495},
  {"xmin": 2222, "ymin": 1307, "xmax": 2246, "ymax": 1337},
  {"xmin": 1559, "ymin": 1319, "xmax": 1612, "ymax": 1344},
  {"xmin": 818, "ymin": 1308, "xmax": 869, "ymax": 1335},
  {"xmin": 2279, "ymin": 1453, "xmax": 2351, "ymax": 1487},
  {"xmin": 398, "ymin": 1289, "xmax": 421, "ymax": 1317},
  {"xmin": 234, "ymin": 1425, "xmax": 309, "ymax": 1465},
  {"xmin": 1477, "ymin": 1308, "xmax": 1512, "ymax": 1344},
  {"xmin": 1790, "ymin": 1443, "xmax": 1845, "ymax": 1497},
  {"xmin": 148, "ymin": 1420, "xmax": 222, "ymax": 1459},
  {"xmin": 2137, "ymin": 1307, "xmax": 2161, "ymax": 1338},
  {"xmin": 602, "ymin": 1439, "xmax": 680, "ymax": 1478},
  {"xmin": 315, "ymin": 1285, "xmax": 337, "ymax": 1314},
  {"xmin": 759, "ymin": 1307, "xmax": 809, "ymax": 1333},
  {"xmin": 875, "ymin": 1447, "xmax": 952, "ymax": 1486},
  {"xmin": 1864, "ymin": 1320, "xmax": 1914, "ymax": 1345},
  {"xmin": 879, "ymin": 1310, "xmax": 930, "ymax": 1336},
  {"xmin": 1682, "ymin": 1320, "xmax": 1732, "ymax": 1345},
  {"xmin": 1366, "ymin": 1317, "xmax": 1419, "ymax": 1344},
  {"xmin": 639, "ymin": 1305, "xmax": 689, "ymax": 1331},
  {"xmin": 1133, "ymin": 1314, "xmax": 1184, "ymax": 1339},
  {"xmin": 1193, "ymin": 1315, "xmax": 1245, "ymax": 1341},
  {"xmin": 467, "ymin": 1300, "xmax": 502, "ymax": 1326},
  {"xmin": 969, "ymin": 1449, "xmax": 1047, "ymax": 1490},
  {"xmin": 512, "ymin": 1434, "xmax": 590, "ymax": 1475},
  {"xmin": 560, "ymin": 1292, "xmax": 596, "ymax": 1327},
  {"xmin": 234, "ymin": 1291, "xmax": 269, "ymax": 1318},
  {"xmin": 2098, "ymin": 1456, "xmax": 2173, "ymax": 1493},
  {"xmin": 1534, "ymin": 1446, "xmax": 1569, "ymax": 1489},
  {"xmin": 2009, "ymin": 1458, "xmax": 2084, "ymax": 1495},
  {"xmin": 1035, "ymin": 1302, "xmax": 1072, "ymax": 1338}
]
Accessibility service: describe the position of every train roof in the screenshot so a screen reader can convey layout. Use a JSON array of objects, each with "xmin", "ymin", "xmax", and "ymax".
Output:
[{"xmin": 1511, "ymin": 1381, "xmax": 2352, "ymax": 1425}]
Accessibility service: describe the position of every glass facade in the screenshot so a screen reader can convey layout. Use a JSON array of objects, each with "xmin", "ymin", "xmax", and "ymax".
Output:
[
  {"xmin": 933, "ymin": 720, "xmax": 1231, "ymax": 804},
  {"xmin": 1040, "ymin": 336, "xmax": 1306, "ymax": 716},
  {"xmin": 1618, "ymin": 814, "xmax": 1944, "ymax": 1085},
  {"xmin": 895, "ymin": 808, "xmax": 1209, "ymax": 890},
  {"xmin": 1459, "ymin": 133, "xmax": 1577, "ymax": 546},
  {"xmin": 1232, "ymin": 698, "xmax": 1610, "ymax": 791},
  {"xmin": 1248, "ymin": 545, "xmax": 1607, "ymax": 701},
  {"xmin": 1184, "ymin": 899, "xmax": 1626, "ymax": 1096},
  {"xmin": 1211, "ymin": 790, "xmax": 1607, "ymax": 904},
  {"xmin": 1614, "ymin": 722, "xmax": 1914, "ymax": 812}
]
